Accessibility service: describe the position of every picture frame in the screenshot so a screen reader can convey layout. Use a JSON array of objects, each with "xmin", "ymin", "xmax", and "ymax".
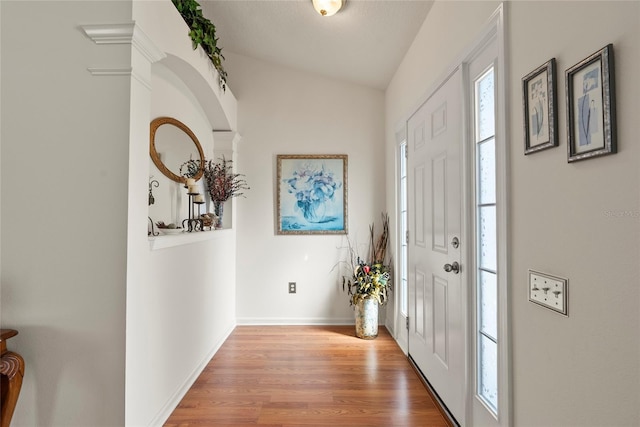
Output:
[
  {"xmin": 566, "ymin": 44, "xmax": 616, "ymax": 162},
  {"xmin": 276, "ymin": 154, "xmax": 348, "ymax": 235},
  {"xmin": 522, "ymin": 58, "xmax": 558, "ymax": 154}
]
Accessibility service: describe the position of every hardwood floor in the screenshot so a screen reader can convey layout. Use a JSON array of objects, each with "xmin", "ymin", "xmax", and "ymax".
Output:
[{"xmin": 164, "ymin": 325, "xmax": 448, "ymax": 427}]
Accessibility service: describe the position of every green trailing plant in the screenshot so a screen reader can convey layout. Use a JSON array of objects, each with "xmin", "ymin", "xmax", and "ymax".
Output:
[{"xmin": 172, "ymin": 0, "xmax": 228, "ymax": 91}]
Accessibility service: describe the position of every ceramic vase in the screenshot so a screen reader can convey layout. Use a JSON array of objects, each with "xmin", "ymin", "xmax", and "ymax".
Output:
[{"xmin": 355, "ymin": 296, "xmax": 378, "ymax": 339}]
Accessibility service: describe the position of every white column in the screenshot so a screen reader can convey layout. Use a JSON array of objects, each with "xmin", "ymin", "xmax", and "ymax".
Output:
[{"xmin": 211, "ymin": 131, "xmax": 242, "ymax": 229}]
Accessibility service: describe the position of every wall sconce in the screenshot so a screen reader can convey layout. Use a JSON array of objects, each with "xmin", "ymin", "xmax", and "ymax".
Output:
[
  {"xmin": 312, "ymin": 0, "xmax": 343, "ymax": 17},
  {"xmin": 148, "ymin": 178, "xmax": 159, "ymax": 206}
]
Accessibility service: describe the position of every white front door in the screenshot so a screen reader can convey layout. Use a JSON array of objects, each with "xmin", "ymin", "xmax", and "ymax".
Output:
[{"xmin": 407, "ymin": 67, "xmax": 465, "ymax": 423}]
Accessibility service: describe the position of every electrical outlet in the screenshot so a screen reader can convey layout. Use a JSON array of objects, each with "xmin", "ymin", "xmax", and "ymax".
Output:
[
  {"xmin": 288, "ymin": 282, "xmax": 296, "ymax": 294},
  {"xmin": 528, "ymin": 270, "xmax": 568, "ymax": 316}
]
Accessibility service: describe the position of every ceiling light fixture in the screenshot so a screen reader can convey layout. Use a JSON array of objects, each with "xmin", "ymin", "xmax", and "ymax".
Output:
[{"xmin": 312, "ymin": 0, "xmax": 343, "ymax": 17}]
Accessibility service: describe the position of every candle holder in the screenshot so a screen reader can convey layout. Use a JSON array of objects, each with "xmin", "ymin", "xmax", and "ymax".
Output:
[
  {"xmin": 148, "ymin": 178, "xmax": 160, "ymax": 236},
  {"xmin": 148, "ymin": 217, "xmax": 159, "ymax": 236},
  {"xmin": 194, "ymin": 198, "xmax": 205, "ymax": 227},
  {"xmin": 182, "ymin": 186, "xmax": 204, "ymax": 232}
]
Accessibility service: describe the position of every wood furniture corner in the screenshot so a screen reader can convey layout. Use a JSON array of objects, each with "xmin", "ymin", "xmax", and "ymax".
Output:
[{"xmin": 1, "ymin": 329, "xmax": 24, "ymax": 427}]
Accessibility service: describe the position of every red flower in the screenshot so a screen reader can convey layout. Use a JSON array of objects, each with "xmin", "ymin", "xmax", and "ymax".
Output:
[{"xmin": 363, "ymin": 265, "xmax": 370, "ymax": 274}]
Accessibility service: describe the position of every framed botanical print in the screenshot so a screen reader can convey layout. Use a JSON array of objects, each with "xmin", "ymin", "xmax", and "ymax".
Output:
[
  {"xmin": 522, "ymin": 58, "xmax": 558, "ymax": 154},
  {"xmin": 276, "ymin": 154, "xmax": 348, "ymax": 235},
  {"xmin": 566, "ymin": 44, "xmax": 617, "ymax": 162}
]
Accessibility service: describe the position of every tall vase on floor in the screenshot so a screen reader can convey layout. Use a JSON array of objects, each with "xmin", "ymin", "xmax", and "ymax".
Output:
[
  {"xmin": 213, "ymin": 200, "xmax": 224, "ymax": 229},
  {"xmin": 355, "ymin": 296, "xmax": 378, "ymax": 339}
]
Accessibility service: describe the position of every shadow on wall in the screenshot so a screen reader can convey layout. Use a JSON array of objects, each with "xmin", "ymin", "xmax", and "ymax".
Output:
[{"xmin": 11, "ymin": 325, "xmax": 115, "ymax": 425}]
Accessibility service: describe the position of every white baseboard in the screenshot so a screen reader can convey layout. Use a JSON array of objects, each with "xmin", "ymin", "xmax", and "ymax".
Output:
[
  {"xmin": 385, "ymin": 320, "xmax": 395, "ymax": 337},
  {"xmin": 236, "ymin": 317, "xmax": 355, "ymax": 325},
  {"xmin": 149, "ymin": 322, "xmax": 236, "ymax": 427}
]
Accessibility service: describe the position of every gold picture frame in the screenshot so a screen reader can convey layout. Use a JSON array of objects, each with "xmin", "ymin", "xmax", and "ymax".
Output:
[{"xmin": 276, "ymin": 154, "xmax": 348, "ymax": 235}]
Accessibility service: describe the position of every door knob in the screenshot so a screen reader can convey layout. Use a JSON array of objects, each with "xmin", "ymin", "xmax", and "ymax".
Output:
[{"xmin": 443, "ymin": 261, "xmax": 460, "ymax": 274}]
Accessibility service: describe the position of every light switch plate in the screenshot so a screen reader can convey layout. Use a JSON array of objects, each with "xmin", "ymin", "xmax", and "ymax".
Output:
[{"xmin": 528, "ymin": 270, "xmax": 568, "ymax": 316}]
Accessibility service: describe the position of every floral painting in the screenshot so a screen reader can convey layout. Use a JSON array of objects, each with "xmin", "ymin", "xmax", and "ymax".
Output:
[
  {"xmin": 277, "ymin": 154, "xmax": 348, "ymax": 234},
  {"xmin": 522, "ymin": 58, "xmax": 558, "ymax": 155},
  {"xmin": 566, "ymin": 44, "xmax": 616, "ymax": 162}
]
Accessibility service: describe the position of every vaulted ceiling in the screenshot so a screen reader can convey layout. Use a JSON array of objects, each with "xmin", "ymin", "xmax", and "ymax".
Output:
[{"xmin": 201, "ymin": 0, "xmax": 434, "ymax": 90}]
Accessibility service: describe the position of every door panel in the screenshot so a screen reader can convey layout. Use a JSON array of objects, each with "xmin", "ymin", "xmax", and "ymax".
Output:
[
  {"xmin": 415, "ymin": 269, "xmax": 427, "ymax": 341},
  {"xmin": 433, "ymin": 275, "xmax": 448, "ymax": 366},
  {"xmin": 432, "ymin": 154, "xmax": 447, "ymax": 253},
  {"xmin": 415, "ymin": 165, "xmax": 426, "ymax": 247},
  {"xmin": 408, "ymin": 68, "xmax": 464, "ymax": 423}
]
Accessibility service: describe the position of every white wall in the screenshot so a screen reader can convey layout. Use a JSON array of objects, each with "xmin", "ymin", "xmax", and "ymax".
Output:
[
  {"xmin": 126, "ymin": 231, "xmax": 236, "ymax": 426},
  {"xmin": 126, "ymin": 2, "xmax": 238, "ymax": 425},
  {"xmin": 385, "ymin": 1, "xmax": 640, "ymax": 426},
  {"xmin": 0, "ymin": 1, "xmax": 239, "ymax": 425},
  {"xmin": 225, "ymin": 53, "xmax": 387, "ymax": 325},
  {"xmin": 126, "ymin": 52, "xmax": 236, "ymax": 427},
  {"xmin": 0, "ymin": 1, "xmax": 132, "ymax": 425},
  {"xmin": 508, "ymin": 2, "xmax": 639, "ymax": 425}
]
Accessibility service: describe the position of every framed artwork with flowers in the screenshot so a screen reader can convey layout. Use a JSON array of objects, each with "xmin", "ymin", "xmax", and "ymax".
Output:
[
  {"xmin": 566, "ymin": 44, "xmax": 616, "ymax": 162},
  {"xmin": 276, "ymin": 154, "xmax": 348, "ymax": 235},
  {"xmin": 522, "ymin": 58, "xmax": 558, "ymax": 154}
]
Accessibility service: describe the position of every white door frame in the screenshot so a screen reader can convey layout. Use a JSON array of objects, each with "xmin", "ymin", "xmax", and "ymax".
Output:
[
  {"xmin": 393, "ymin": 126, "xmax": 408, "ymax": 354},
  {"xmin": 393, "ymin": 4, "xmax": 509, "ymax": 426},
  {"xmin": 462, "ymin": 5, "xmax": 510, "ymax": 427}
]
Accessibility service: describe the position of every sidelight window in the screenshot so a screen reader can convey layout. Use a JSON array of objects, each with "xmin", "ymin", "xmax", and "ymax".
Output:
[
  {"xmin": 475, "ymin": 66, "xmax": 498, "ymax": 413},
  {"xmin": 399, "ymin": 141, "xmax": 408, "ymax": 317}
]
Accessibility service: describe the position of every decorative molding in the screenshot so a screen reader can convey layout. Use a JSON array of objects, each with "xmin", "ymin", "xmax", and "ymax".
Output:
[
  {"xmin": 81, "ymin": 22, "xmax": 165, "ymax": 88},
  {"xmin": 131, "ymin": 69, "xmax": 153, "ymax": 91},
  {"xmin": 87, "ymin": 67, "xmax": 133, "ymax": 77},
  {"xmin": 80, "ymin": 22, "xmax": 136, "ymax": 44},
  {"xmin": 86, "ymin": 68, "xmax": 152, "ymax": 91},
  {"xmin": 132, "ymin": 25, "xmax": 166, "ymax": 64},
  {"xmin": 81, "ymin": 22, "xmax": 165, "ymax": 63}
]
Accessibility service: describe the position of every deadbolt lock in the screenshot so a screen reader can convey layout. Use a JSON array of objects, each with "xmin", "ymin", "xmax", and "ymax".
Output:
[{"xmin": 451, "ymin": 236, "xmax": 460, "ymax": 249}]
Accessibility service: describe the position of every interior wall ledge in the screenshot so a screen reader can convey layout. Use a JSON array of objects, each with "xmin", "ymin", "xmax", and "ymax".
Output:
[{"xmin": 148, "ymin": 228, "xmax": 234, "ymax": 251}]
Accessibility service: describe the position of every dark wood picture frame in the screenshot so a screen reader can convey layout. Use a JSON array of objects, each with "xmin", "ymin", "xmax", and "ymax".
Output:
[{"xmin": 522, "ymin": 58, "xmax": 558, "ymax": 154}]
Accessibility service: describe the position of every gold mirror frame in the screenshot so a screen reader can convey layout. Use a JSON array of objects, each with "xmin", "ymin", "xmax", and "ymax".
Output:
[{"xmin": 150, "ymin": 117, "xmax": 205, "ymax": 183}]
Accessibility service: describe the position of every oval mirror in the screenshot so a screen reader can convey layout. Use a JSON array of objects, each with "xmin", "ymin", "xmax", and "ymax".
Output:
[{"xmin": 150, "ymin": 117, "xmax": 205, "ymax": 183}]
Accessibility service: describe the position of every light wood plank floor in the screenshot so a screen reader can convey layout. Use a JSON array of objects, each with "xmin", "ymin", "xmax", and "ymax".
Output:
[{"xmin": 164, "ymin": 325, "xmax": 448, "ymax": 427}]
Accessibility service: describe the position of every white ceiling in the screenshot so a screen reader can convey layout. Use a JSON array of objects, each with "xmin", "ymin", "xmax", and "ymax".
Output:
[{"xmin": 200, "ymin": 0, "xmax": 434, "ymax": 90}]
